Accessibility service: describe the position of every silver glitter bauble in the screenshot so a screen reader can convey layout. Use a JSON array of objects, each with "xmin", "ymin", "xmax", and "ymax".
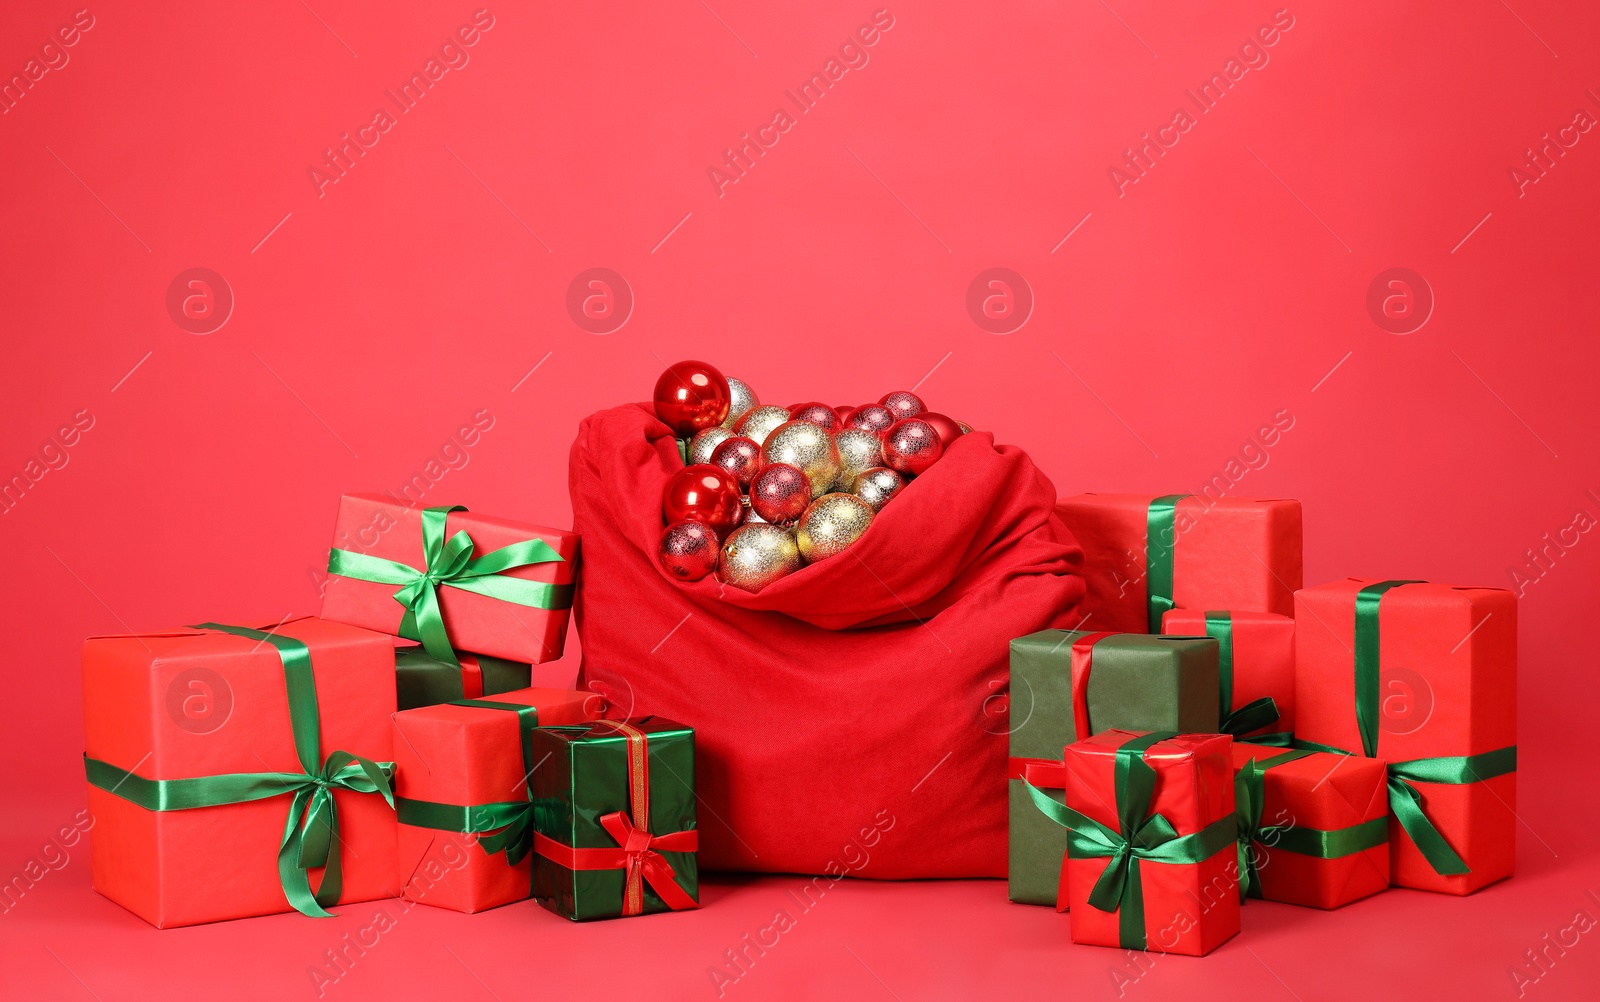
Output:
[
  {"xmin": 796, "ymin": 493, "xmax": 874, "ymax": 562},
  {"xmin": 718, "ymin": 523, "xmax": 801, "ymax": 592},
  {"xmin": 735, "ymin": 405, "xmax": 791, "ymax": 446},
  {"xmin": 850, "ymin": 467, "xmax": 905, "ymax": 512},
  {"xmin": 722, "ymin": 377, "xmax": 760, "ymax": 430},
  {"xmin": 689, "ymin": 426, "xmax": 734, "ymax": 465},
  {"xmin": 832, "ymin": 428, "xmax": 884, "ymax": 490}
]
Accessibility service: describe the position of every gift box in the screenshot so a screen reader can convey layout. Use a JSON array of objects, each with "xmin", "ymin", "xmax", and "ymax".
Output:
[
  {"xmin": 1295, "ymin": 579, "xmax": 1517, "ymax": 895},
  {"xmin": 1057, "ymin": 494, "xmax": 1302, "ymax": 633},
  {"xmin": 1008, "ymin": 630, "xmax": 1220, "ymax": 907},
  {"xmin": 392, "ymin": 688, "xmax": 603, "ymax": 912},
  {"xmin": 529, "ymin": 717, "xmax": 698, "ymax": 920},
  {"xmin": 1232, "ymin": 743, "xmax": 1388, "ymax": 908},
  {"xmin": 1163, "ymin": 610, "xmax": 1295, "ymax": 744},
  {"xmin": 394, "ymin": 646, "xmax": 532, "ymax": 710},
  {"xmin": 321, "ymin": 493, "xmax": 579, "ymax": 666},
  {"xmin": 1028, "ymin": 730, "xmax": 1238, "ymax": 954},
  {"xmin": 81, "ymin": 617, "xmax": 399, "ymax": 927}
]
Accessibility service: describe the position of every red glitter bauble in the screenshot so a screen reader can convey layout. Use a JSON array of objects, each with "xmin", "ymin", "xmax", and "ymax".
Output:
[
  {"xmin": 661, "ymin": 464, "xmax": 744, "ymax": 538},
  {"xmin": 878, "ymin": 390, "xmax": 926, "ymax": 422},
  {"xmin": 847, "ymin": 404, "xmax": 896, "ymax": 436},
  {"xmin": 917, "ymin": 412, "xmax": 965, "ymax": 447},
  {"xmin": 748, "ymin": 463, "xmax": 812, "ymax": 526},
  {"xmin": 657, "ymin": 520, "xmax": 719, "ymax": 581},
  {"xmin": 709, "ymin": 435, "xmax": 763, "ymax": 489},
  {"xmin": 787, "ymin": 402, "xmax": 840, "ymax": 431},
  {"xmin": 881, "ymin": 418, "xmax": 943, "ymax": 476},
  {"xmin": 653, "ymin": 360, "xmax": 731, "ymax": 437}
]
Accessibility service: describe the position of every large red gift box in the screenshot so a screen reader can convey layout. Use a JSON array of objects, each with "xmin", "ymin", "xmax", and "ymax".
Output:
[
  {"xmin": 81, "ymin": 617, "xmax": 400, "ymax": 928},
  {"xmin": 1163, "ymin": 609, "xmax": 1295, "ymax": 743},
  {"xmin": 1232, "ymin": 743, "xmax": 1389, "ymax": 908},
  {"xmin": 1058, "ymin": 730, "xmax": 1239, "ymax": 955},
  {"xmin": 320, "ymin": 493, "xmax": 579, "ymax": 665},
  {"xmin": 1295, "ymin": 579, "xmax": 1517, "ymax": 894},
  {"xmin": 392, "ymin": 688, "xmax": 603, "ymax": 913},
  {"xmin": 1058, "ymin": 494, "xmax": 1302, "ymax": 634}
]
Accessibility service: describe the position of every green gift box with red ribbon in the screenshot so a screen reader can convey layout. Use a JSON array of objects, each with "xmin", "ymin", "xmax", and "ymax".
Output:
[
  {"xmin": 1007, "ymin": 629, "xmax": 1219, "ymax": 907},
  {"xmin": 529, "ymin": 717, "xmax": 699, "ymax": 920},
  {"xmin": 394, "ymin": 646, "xmax": 533, "ymax": 710}
]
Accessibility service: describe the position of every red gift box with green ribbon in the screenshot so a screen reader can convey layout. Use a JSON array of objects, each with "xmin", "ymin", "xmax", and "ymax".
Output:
[
  {"xmin": 1029, "ymin": 730, "xmax": 1238, "ymax": 955},
  {"xmin": 1295, "ymin": 579, "xmax": 1517, "ymax": 895},
  {"xmin": 320, "ymin": 494, "xmax": 579, "ymax": 666},
  {"xmin": 1058, "ymin": 494, "xmax": 1302, "ymax": 634},
  {"xmin": 391, "ymin": 688, "xmax": 603, "ymax": 912},
  {"xmin": 1232, "ymin": 742, "xmax": 1389, "ymax": 908},
  {"xmin": 1164, "ymin": 609, "xmax": 1295, "ymax": 745},
  {"xmin": 81, "ymin": 618, "xmax": 400, "ymax": 928}
]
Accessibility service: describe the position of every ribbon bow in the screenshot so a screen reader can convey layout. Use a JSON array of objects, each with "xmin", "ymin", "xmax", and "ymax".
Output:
[
  {"xmin": 327, "ymin": 505, "xmax": 569, "ymax": 667},
  {"xmin": 83, "ymin": 623, "xmax": 395, "ymax": 918}
]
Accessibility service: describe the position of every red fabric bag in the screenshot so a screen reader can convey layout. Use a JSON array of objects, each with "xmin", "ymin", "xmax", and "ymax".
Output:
[{"xmin": 569, "ymin": 403, "xmax": 1084, "ymax": 877}]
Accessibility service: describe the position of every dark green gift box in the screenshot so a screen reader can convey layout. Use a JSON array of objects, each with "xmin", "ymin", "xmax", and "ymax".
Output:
[
  {"xmin": 530, "ymin": 717, "xmax": 698, "ymax": 921},
  {"xmin": 1007, "ymin": 629, "xmax": 1219, "ymax": 906},
  {"xmin": 394, "ymin": 647, "xmax": 531, "ymax": 710}
]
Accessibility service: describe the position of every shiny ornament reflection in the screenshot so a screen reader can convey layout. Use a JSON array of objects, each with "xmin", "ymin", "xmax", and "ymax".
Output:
[
  {"xmin": 788, "ymin": 402, "xmax": 840, "ymax": 431},
  {"xmin": 689, "ymin": 426, "xmax": 734, "ymax": 466},
  {"xmin": 721, "ymin": 377, "xmax": 760, "ymax": 430},
  {"xmin": 847, "ymin": 404, "xmax": 896, "ymax": 436},
  {"xmin": 735, "ymin": 405, "xmax": 791, "ymax": 446},
  {"xmin": 749, "ymin": 462, "xmax": 812, "ymax": 525},
  {"xmin": 879, "ymin": 390, "xmax": 925, "ymax": 422},
  {"xmin": 796, "ymin": 493, "xmax": 874, "ymax": 562},
  {"xmin": 850, "ymin": 467, "xmax": 905, "ymax": 512},
  {"xmin": 661, "ymin": 464, "xmax": 744, "ymax": 539},
  {"xmin": 833, "ymin": 428, "xmax": 884, "ymax": 489},
  {"xmin": 709, "ymin": 435, "xmax": 763, "ymax": 488},
  {"xmin": 652, "ymin": 360, "xmax": 731, "ymax": 436},
  {"xmin": 718, "ymin": 523, "xmax": 801, "ymax": 592},
  {"xmin": 657, "ymin": 520, "xmax": 719, "ymax": 581},
  {"xmin": 761, "ymin": 420, "xmax": 840, "ymax": 499},
  {"xmin": 881, "ymin": 418, "xmax": 943, "ymax": 476},
  {"xmin": 917, "ymin": 412, "xmax": 964, "ymax": 448}
]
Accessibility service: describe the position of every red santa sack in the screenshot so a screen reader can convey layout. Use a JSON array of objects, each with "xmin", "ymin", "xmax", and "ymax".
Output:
[{"xmin": 569, "ymin": 403, "xmax": 1084, "ymax": 877}]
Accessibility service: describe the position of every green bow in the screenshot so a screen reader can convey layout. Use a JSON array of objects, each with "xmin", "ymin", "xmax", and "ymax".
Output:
[
  {"xmin": 1026, "ymin": 732, "xmax": 1236, "ymax": 949},
  {"xmin": 1203, "ymin": 611, "xmax": 1289, "ymax": 742},
  {"xmin": 326, "ymin": 505, "xmax": 571, "ymax": 667},
  {"xmin": 83, "ymin": 623, "xmax": 394, "ymax": 918}
]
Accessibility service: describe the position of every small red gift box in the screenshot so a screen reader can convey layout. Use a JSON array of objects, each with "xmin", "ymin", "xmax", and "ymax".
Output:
[
  {"xmin": 392, "ymin": 687, "xmax": 603, "ymax": 913},
  {"xmin": 1232, "ymin": 743, "xmax": 1389, "ymax": 908},
  {"xmin": 1053, "ymin": 730, "xmax": 1238, "ymax": 955},
  {"xmin": 1295, "ymin": 579, "xmax": 1517, "ymax": 894},
  {"xmin": 81, "ymin": 617, "xmax": 399, "ymax": 928},
  {"xmin": 1163, "ymin": 609, "xmax": 1295, "ymax": 743},
  {"xmin": 1058, "ymin": 494, "xmax": 1302, "ymax": 634},
  {"xmin": 320, "ymin": 494, "xmax": 579, "ymax": 665}
]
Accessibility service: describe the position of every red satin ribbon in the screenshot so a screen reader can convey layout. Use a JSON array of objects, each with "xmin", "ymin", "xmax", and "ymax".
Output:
[
  {"xmin": 1068, "ymin": 632, "xmax": 1114, "ymax": 741},
  {"xmin": 459, "ymin": 654, "xmax": 483, "ymax": 700},
  {"xmin": 534, "ymin": 719, "xmax": 699, "ymax": 915},
  {"xmin": 1006, "ymin": 757, "xmax": 1067, "ymax": 789}
]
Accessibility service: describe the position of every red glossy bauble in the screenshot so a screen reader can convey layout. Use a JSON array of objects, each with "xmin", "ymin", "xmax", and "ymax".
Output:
[
  {"xmin": 847, "ymin": 404, "xmax": 896, "ymax": 436},
  {"xmin": 878, "ymin": 390, "xmax": 926, "ymax": 422},
  {"xmin": 881, "ymin": 418, "xmax": 943, "ymax": 476},
  {"xmin": 918, "ymin": 412, "xmax": 965, "ymax": 447},
  {"xmin": 653, "ymin": 360, "xmax": 731, "ymax": 437},
  {"xmin": 657, "ymin": 520, "xmax": 719, "ymax": 581},
  {"xmin": 709, "ymin": 435, "xmax": 763, "ymax": 489},
  {"xmin": 661, "ymin": 464, "xmax": 744, "ymax": 538},
  {"xmin": 787, "ymin": 402, "xmax": 840, "ymax": 431},
  {"xmin": 835, "ymin": 404, "xmax": 859, "ymax": 427},
  {"xmin": 748, "ymin": 463, "xmax": 812, "ymax": 526}
]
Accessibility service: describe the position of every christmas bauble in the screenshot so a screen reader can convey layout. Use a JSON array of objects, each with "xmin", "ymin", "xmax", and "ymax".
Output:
[
  {"xmin": 761, "ymin": 421, "xmax": 840, "ymax": 499},
  {"xmin": 917, "ymin": 412, "xmax": 965, "ymax": 448},
  {"xmin": 718, "ymin": 523, "xmax": 801, "ymax": 593},
  {"xmin": 833, "ymin": 428, "xmax": 884, "ymax": 489},
  {"xmin": 689, "ymin": 426, "xmax": 734, "ymax": 466},
  {"xmin": 847, "ymin": 404, "xmax": 896, "ymax": 436},
  {"xmin": 882, "ymin": 418, "xmax": 943, "ymax": 476},
  {"xmin": 957, "ymin": 421, "xmax": 973, "ymax": 434},
  {"xmin": 662, "ymin": 464, "xmax": 744, "ymax": 538},
  {"xmin": 709, "ymin": 435, "xmax": 763, "ymax": 488},
  {"xmin": 879, "ymin": 390, "xmax": 926, "ymax": 422},
  {"xmin": 835, "ymin": 404, "xmax": 859, "ymax": 428},
  {"xmin": 748, "ymin": 462, "xmax": 812, "ymax": 525},
  {"xmin": 721, "ymin": 377, "xmax": 760, "ymax": 431},
  {"xmin": 851, "ymin": 467, "xmax": 905, "ymax": 512},
  {"xmin": 653, "ymin": 360, "xmax": 731, "ymax": 436},
  {"xmin": 657, "ymin": 520, "xmax": 719, "ymax": 581},
  {"xmin": 796, "ymin": 493, "xmax": 874, "ymax": 562},
  {"xmin": 735, "ymin": 405, "xmax": 791, "ymax": 446},
  {"xmin": 788, "ymin": 402, "xmax": 840, "ymax": 432}
]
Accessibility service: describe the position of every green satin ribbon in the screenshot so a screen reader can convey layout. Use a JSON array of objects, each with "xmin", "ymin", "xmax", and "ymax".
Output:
[
  {"xmin": 1204, "ymin": 611, "xmax": 1284, "ymax": 738},
  {"xmin": 82, "ymin": 623, "xmax": 395, "ymax": 918},
  {"xmin": 1145, "ymin": 496, "xmax": 1188, "ymax": 633},
  {"xmin": 1232, "ymin": 749, "xmax": 1388, "ymax": 901},
  {"xmin": 1026, "ymin": 732, "xmax": 1236, "ymax": 949},
  {"xmin": 395, "ymin": 699, "xmax": 542, "ymax": 873},
  {"xmin": 326, "ymin": 505, "xmax": 572, "ymax": 668}
]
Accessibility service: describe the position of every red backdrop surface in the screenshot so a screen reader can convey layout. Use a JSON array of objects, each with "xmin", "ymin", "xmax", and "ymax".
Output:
[{"xmin": 3, "ymin": 1, "xmax": 1599, "ymax": 999}]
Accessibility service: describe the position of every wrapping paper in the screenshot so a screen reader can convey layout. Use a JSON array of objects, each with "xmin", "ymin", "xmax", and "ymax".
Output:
[{"xmin": 1164, "ymin": 609, "xmax": 1295, "ymax": 742}]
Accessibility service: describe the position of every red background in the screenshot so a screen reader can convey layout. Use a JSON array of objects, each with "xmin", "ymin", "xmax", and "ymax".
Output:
[{"xmin": 4, "ymin": 1, "xmax": 1599, "ymax": 998}]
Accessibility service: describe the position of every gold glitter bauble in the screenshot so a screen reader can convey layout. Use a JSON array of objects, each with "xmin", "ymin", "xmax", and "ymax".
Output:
[
  {"xmin": 718, "ymin": 523, "xmax": 801, "ymax": 592},
  {"xmin": 761, "ymin": 420, "xmax": 840, "ymax": 499},
  {"xmin": 689, "ymin": 426, "xmax": 734, "ymax": 465},
  {"xmin": 722, "ymin": 377, "xmax": 760, "ymax": 430},
  {"xmin": 796, "ymin": 493, "xmax": 874, "ymax": 562},
  {"xmin": 735, "ymin": 405, "xmax": 791, "ymax": 446},
  {"xmin": 850, "ymin": 467, "xmax": 905, "ymax": 512},
  {"xmin": 832, "ymin": 428, "xmax": 884, "ymax": 490}
]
